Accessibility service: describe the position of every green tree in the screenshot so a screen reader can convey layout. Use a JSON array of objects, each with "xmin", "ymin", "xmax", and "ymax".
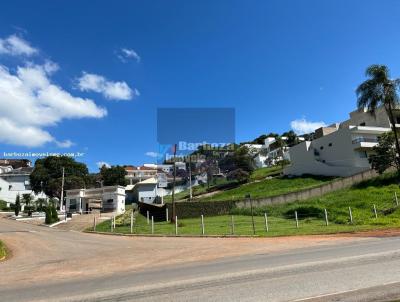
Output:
[
  {"xmin": 30, "ymin": 156, "xmax": 90, "ymax": 198},
  {"xmin": 22, "ymin": 193, "xmax": 32, "ymax": 208},
  {"xmin": 219, "ymin": 146, "xmax": 255, "ymax": 173},
  {"xmin": 356, "ymin": 65, "xmax": 400, "ymax": 170},
  {"xmin": 100, "ymin": 165, "xmax": 128, "ymax": 186},
  {"xmin": 281, "ymin": 131, "xmax": 299, "ymax": 147},
  {"xmin": 251, "ymin": 134, "xmax": 267, "ymax": 144},
  {"xmin": 35, "ymin": 198, "xmax": 46, "ymax": 212},
  {"xmin": 369, "ymin": 132, "xmax": 397, "ymax": 174},
  {"xmin": 14, "ymin": 194, "xmax": 21, "ymax": 216},
  {"xmin": 227, "ymin": 168, "xmax": 250, "ymax": 183}
]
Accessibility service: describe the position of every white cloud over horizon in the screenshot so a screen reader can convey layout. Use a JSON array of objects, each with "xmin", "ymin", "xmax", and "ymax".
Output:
[
  {"xmin": 76, "ymin": 72, "xmax": 138, "ymax": 101},
  {"xmin": 290, "ymin": 118, "xmax": 327, "ymax": 135},
  {"xmin": 96, "ymin": 161, "xmax": 111, "ymax": 168},
  {"xmin": 145, "ymin": 151, "xmax": 160, "ymax": 158},
  {"xmin": 0, "ymin": 34, "xmax": 38, "ymax": 56},
  {"xmin": 0, "ymin": 62, "xmax": 107, "ymax": 147},
  {"xmin": 55, "ymin": 139, "xmax": 74, "ymax": 148},
  {"xmin": 117, "ymin": 48, "xmax": 141, "ymax": 63}
]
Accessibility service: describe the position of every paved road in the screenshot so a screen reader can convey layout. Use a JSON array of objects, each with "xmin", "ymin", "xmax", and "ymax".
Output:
[{"xmin": 1, "ymin": 217, "xmax": 400, "ymax": 302}]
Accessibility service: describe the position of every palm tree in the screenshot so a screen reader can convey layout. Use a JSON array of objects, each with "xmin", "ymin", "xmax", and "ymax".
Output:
[{"xmin": 356, "ymin": 65, "xmax": 400, "ymax": 170}]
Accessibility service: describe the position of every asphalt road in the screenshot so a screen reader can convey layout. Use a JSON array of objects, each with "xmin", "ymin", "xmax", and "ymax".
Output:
[{"xmin": 1, "ymin": 217, "xmax": 400, "ymax": 302}]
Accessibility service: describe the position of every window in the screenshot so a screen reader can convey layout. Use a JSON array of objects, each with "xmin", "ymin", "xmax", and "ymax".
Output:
[
  {"xmin": 320, "ymin": 146, "xmax": 324, "ymax": 150},
  {"xmin": 397, "ymin": 117, "xmax": 400, "ymax": 124},
  {"xmin": 69, "ymin": 199, "xmax": 77, "ymax": 210},
  {"xmin": 359, "ymin": 151, "xmax": 368, "ymax": 158},
  {"xmin": 360, "ymin": 122, "xmax": 366, "ymax": 126},
  {"xmin": 328, "ymin": 143, "xmax": 332, "ymax": 147},
  {"xmin": 107, "ymin": 199, "xmax": 113, "ymax": 203}
]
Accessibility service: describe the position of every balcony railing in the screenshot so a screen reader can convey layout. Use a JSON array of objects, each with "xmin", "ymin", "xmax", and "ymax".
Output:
[{"xmin": 352, "ymin": 137, "xmax": 378, "ymax": 144}]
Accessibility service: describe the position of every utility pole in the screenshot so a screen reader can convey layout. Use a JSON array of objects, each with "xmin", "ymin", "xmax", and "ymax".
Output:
[
  {"xmin": 171, "ymin": 144, "xmax": 177, "ymax": 222},
  {"xmin": 189, "ymin": 154, "xmax": 193, "ymax": 201},
  {"xmin": 60, "ymin": 167, "xmax": 65, "ymax": 211}
]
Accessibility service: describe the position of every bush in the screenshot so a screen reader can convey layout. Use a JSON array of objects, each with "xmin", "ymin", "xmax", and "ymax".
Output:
[
  {"xmin": 45, "ymin": 205, "xmax": 59, "ymax": 224},
  {"xmin": 284, "ymin": 206, "xmax": 325, "ymax": 220},
  {"xmin": 167, "ymin": 200, "xmax": 237, "ymax": 219}
]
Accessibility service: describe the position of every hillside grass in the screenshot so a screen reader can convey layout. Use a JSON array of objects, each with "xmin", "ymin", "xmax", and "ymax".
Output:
[
  {"xmin": 201, "ymin": 175, "xmax": 335, "ymax": 201},
  {"xmin": 250, "ymin": 166, "xmax": 283, "ymax": 181},
  {"xmin": 93, "ymin": 172, "xmax": 400, "ymax": 237},
  {"xmin": 164, "ymin": 178, "xmax": 235, "ymax": 202}
]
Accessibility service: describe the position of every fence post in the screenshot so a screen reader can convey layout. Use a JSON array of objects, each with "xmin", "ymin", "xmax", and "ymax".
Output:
[
  {"xmin": 295, "ymin": 211, "xmax": 299, "ymax": 228},
  {"xmin": 264, "ymin": 212, "xmax": 269, "ymax": 232},
  {"xmin": 373, "ymin": 204, "xmax": 378, "ymax": 219},
  {"xmin": 231, "ymin": 215, "xmax": 235, "ymax": 235},
  {"xmin": 151, "ymin": 216, "xmax": 154, "ymax": 234},
  {"xmin": 395, "ymin": 192, "xmax": 399, "ymax": 206},
  {"xmin": 201, "ymin": 214, "xmax": 205, "ymax": 235},
  {"xmin": 175, "ymin": 216, "xmax": 178, "ymax": 235},
  {"xmin": 166, "ymin": 207, "xmax": 169, "ymax": 222},
  {"xmin": 324, "ymin": 209, "xmax": 329, "ymax": 226},
  {"xmin": 93, "ymin": 216, "xmax": 96, "ymax": 231},
  {"xmin": 113, "ymin": 215, "xmax": 116, "ymax": 229},
  {"xmin": 130, "ymin": 211, "xmax": 133, "ymax": 234},
  {"xmin": 111, "ymin": 217, "xmax": 113, "ymax": 232},
  {"xmin": 349, "ymin": 207, "xmax": 353, "ymax": 224},
  {"xmin": 147, "ymin": 211, "xmax": 150, "ymax": 224}
]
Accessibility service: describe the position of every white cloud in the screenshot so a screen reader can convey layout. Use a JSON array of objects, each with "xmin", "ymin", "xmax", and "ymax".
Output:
[
  {"xmin": 77, "ymin": 72, "xmax": 138, "ymax": 100},
  {"xmin": 97, "ymin": 161, "xmax": 111, "ymax": 168},
  {"xmin": 55, "ymin": 139, "xmax": 74, "ymax": 148},
  {"xmin": 117, "ymin": 48, "xmax": 141, "ymax": 63},
  {"xmin": 0, "ymin": 62, "xmax": 107, "ymax": 147},
  {"xmin": 145, "ymin": 151, "xmax": 160, "ymax": 158},
  {"xmin": 0, "ymin": 34, "xmax": 38, "ymax": 56},
  {"xmin": 290, "ymin": 118, "xmax": 327, "ymax": 135}
]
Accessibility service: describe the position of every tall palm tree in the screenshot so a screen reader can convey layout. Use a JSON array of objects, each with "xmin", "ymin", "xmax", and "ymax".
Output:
[{"xmin": 356, "ymin": 65, "xmax": 400, "ymax": 170}]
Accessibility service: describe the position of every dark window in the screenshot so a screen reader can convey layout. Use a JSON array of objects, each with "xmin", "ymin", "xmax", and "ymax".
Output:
[
  {"xmin": 320, "ymin": 146, "xmax": 324, "ymax": 150},
  {"xmin": 360, "ymin": 122, "xmax": 366, "ymax": 126},
  {"xmin": 396, "ymin": 117, "xmax": 400, "ymax": 124},
  {"xmin": 107, "ymin": 199, "xmax": 113, "ymax": 203},
  {"xmin": 328, "ymin": 143, "xmax": 332, "ymax": 147}
]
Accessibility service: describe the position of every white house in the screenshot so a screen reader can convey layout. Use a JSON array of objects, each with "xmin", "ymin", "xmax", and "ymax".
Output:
[
  {"xmin": 0, "ymin": 167, "xmax": 46, "ymax": 204},
  {"xmin": 284, "ymin": 107, "xmax": 395, "ymax": 177},
  {"xmin": 65, "ymin": 186, "xmax": 126, "ymax": 214},
  {"xmin": 244, "ymin": 137, "xmax": 291, "ymax": 168},
  {"xmin": 125, "ymin": 165, "xmax": 158, "ymax": 184},
  {"xmin": 126, "ymin": 177, "xmax": 159, "ymax": 204}
]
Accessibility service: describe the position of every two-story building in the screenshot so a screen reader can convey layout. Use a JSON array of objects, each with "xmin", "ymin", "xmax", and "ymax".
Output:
[{"xmin": 284, "ymin": 106, "xmax": 396, "ymax": 177}]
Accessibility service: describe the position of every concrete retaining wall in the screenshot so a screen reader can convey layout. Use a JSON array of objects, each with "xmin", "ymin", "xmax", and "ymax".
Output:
[{"xmin": 235, "ymin": 169, "xmax": 378, "ymax": 209}]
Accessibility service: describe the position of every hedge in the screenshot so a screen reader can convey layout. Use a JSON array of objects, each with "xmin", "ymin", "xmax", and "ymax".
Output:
[{"xmin": 167, "ymin": 199, "xmax": 237, "ymax": 219}]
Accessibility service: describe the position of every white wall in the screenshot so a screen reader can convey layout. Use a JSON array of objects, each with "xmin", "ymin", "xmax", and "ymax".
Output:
[
  {"xmin": 0, "ymin": 175, "xmax": 45, "ymax": 203},
  {"xmin": 284, "ymin": 127, "xmax": 380, "ymax": 177}
]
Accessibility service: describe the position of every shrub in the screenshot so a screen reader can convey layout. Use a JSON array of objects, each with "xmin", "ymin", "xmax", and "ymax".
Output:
[
  {"xmin": 284, "ymin": 206, "xmax": 325, "ymax": 220},
  {"xmin": 45, "ymin": 205, "xmax": 59, "ymax": 224},
  {"xmin": 14, "ymin": 194, "xmax": 21, "ymax": 216}
]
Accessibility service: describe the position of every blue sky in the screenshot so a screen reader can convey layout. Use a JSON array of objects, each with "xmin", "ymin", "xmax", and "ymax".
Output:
[{"xmin": 1, "ymin": 0, "xmax": 400, "ymax": 172}]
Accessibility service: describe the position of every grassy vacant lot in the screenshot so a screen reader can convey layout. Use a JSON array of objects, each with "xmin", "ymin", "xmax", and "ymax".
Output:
[
  {"xmin": 0, "ymin": 240, "xmax": 7, "ymax": 260},
  {"xmin": 164, "ymin": 166, "xmax": 284, "ymax": 202},
  {"xmin": 164, "ymin": 178, "xmax": 235, "ymax": 202},
  {"xmin": 94, "ymin": 172, "xmax": 400, "ymax": 237},
  {"xmin": 249, "ymin": 166, "xmax": 283, "ymax": 181},
  {"xmin": 201, "ymin": 175, "xmax": 335, "ymax": 201}
]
